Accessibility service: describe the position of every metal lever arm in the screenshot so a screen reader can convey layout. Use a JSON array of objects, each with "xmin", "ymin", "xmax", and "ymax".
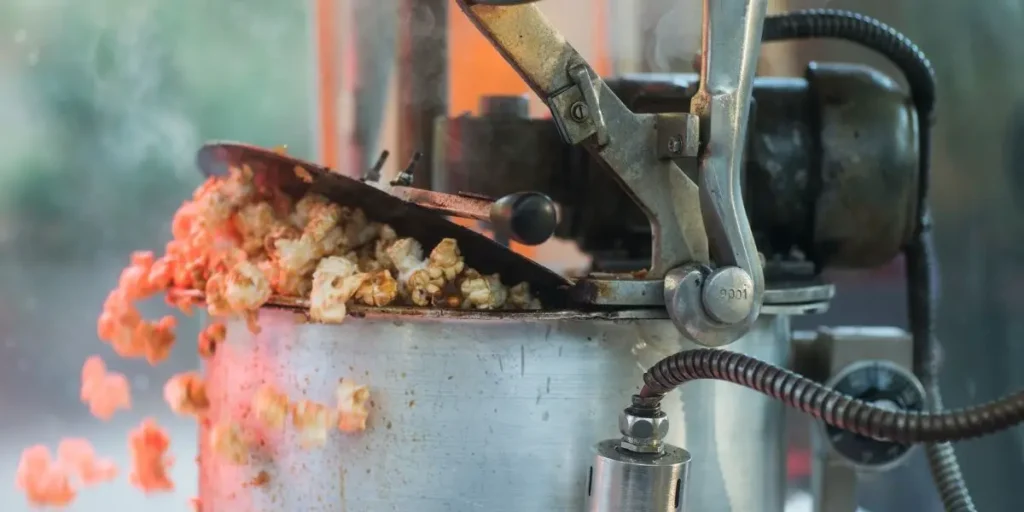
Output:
[
  {"xmin": 692, "ymin": 0, "xmax": 765, "ymax": 278},
  {"xmin": 664, "ymin": 0, "xmax": 767, "ymax": 345},
  {"xmin": 454, "ymin": 1, "xmax": 709, "ymax": 277}
]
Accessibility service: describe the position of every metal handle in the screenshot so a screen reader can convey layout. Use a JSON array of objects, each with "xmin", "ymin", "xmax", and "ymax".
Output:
[
  {"xmin": 667, "ymin": 0, "xmax": 767, "ymax": 340},
  {"xmin": 489, "ymin": 192, "xmax": 558, "ymax": 246}
]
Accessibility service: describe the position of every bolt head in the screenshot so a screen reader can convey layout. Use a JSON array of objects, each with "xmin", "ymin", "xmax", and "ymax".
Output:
[
  {"xmin": 569, "ymin": 101, "xmax": 589, "ymax": 121},
  {"xmin": 667, "ymin": 135, "xmax": 683, "ymax": 155}
]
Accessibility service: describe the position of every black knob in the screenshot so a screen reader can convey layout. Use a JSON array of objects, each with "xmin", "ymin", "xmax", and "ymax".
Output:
[{"xmin": 490, "ymin": 192, "xmax": 558, "ymax": 246}]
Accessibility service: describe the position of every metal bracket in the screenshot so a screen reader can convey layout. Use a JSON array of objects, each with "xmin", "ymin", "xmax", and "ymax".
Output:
[
  {"xmin": 454, "ymin": 0, "xmax": 768, "ymax": 348},
  {"xmin": 656, "ymin": 113, "xmax": 700, "ymax": 159},
  {"xmin": 454, "ymin": 1, "xmax": 709, "ymax": 277},
  {"xmin": 548, "ymin": 65, "xmax": 610, "ymax": 146}
]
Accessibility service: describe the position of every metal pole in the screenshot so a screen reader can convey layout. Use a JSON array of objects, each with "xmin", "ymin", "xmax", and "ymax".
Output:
[{"xmin": 396, "ymin": 0, "xmax": 448, "ymax": 190}]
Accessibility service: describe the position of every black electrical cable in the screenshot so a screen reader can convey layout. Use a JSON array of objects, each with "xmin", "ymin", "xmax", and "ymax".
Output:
[
  {"xmin": 639, "ymin": 349, "xmax": 1024, "ymax": 445},
  {"xmin": 759, "ymin": 10, "xmax": 975, "ymax": 510}
]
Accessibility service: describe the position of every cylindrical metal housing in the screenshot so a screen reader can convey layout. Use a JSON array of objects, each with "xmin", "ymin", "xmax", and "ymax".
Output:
[
  {"xmin": 199, "ymin": 308, "xmax": 791, "ymax": 511},
  {"xmin": 432, "ymin": 63, "xmax": 919, "ymax": 271},
  {"xmin": 586, "ymin": 440, "xmax": 692, "ymax": 512}
]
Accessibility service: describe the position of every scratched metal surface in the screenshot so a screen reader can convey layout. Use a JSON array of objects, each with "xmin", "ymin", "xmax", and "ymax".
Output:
[{"xmin": 199, "ymin": 308, "xmax": 791, "ymax": 512}]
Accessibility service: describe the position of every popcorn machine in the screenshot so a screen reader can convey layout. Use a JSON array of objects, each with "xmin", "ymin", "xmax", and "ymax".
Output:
[{"xmin": 184, "ymin": 1, "xmax": 1024, "ymax": 511}]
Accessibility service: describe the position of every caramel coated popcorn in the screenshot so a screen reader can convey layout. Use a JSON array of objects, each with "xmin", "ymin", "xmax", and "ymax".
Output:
[
  {"xmin": 292, "ymin": 400, "xmax": 339, "ymax": 449},
  {"xmin": 252, "ymin": 384, "xmax": 290, "ymax": 430},
  {"xmin": 80, "ymin": 356, "xmax": 131, "ymax": 421},
  {"xmin": 128, "ymin": 419, "xmax": 175, "ymax": 493},
  {"xmin": 209, "ymin": 421, "xmax": 251, "ymax": 465},
  {"xmin": 164, "ymin": 372, "xmax": 211, "ymax": 418},
  {"xmin": 336, "ymin": 379, "xmax": 371, "ymax": 434}
]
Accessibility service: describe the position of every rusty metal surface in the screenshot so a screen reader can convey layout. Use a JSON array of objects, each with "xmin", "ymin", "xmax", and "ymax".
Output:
[
  {"xmin": 167, "ymin": 288, "xmax": 670, "ymax": 321},
  {"xmin": 388, "ymin": 186, "xmax": 492, "ymax": 220},
  {"xmin": 194, "ymin": 142, "xmax": 572, "ymax": 307},
  {"xmin": 569, "ymin": 277, "xmax": 666, "ymax": 307}
]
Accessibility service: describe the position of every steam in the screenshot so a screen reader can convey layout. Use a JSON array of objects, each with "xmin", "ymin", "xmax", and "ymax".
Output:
[
  {"xmin": 648, "ymin": 0, "xmax": 702, "ymax": 73},
  {"xmin": 0, "ymin": 51, "xmax": 47, "ymax": 186},
  {"xmin": 353, "ymin": 0, "xmax": 400, "ymax": 168},
  {"xmin": 0, "ymin": 4, "xmax": 196, "ymax": 176},
  {"xmin": 87, "ymin": 6, "xmax": 199, "ymax": 180}
]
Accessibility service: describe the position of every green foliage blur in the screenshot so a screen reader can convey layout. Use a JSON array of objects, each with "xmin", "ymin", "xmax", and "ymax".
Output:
[{"xmin": 0, "ymin": 0, "xmax": 315, "ymax": 262}]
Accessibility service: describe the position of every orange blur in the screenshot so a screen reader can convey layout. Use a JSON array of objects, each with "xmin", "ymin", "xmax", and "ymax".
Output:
[{"xmin": 314, "ymin": 0, "xmax": 339, "ymax": 170}]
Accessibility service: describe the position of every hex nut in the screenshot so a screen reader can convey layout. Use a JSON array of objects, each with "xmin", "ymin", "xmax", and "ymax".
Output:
[{"xmin": 618, "ymin": 411, "xmax": 670, "ymax": 441}]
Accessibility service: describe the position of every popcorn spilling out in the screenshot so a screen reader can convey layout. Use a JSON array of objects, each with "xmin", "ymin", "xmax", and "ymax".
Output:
[
  {"xmin": 80, "ymin": 356, "xmax": 131, "ymax": 421},
  {"xmin": 209, "ymin": 421, "xmax": 251, "ymax": 466},
  {"xmin": 292, "ymin": 400, "xmax": 339, "ymax": 449},
  {"xmin": 252, "ymin": 383, "xmax": 290, "ymax": 430},
  {"xmin": 16, "ymin": 446, "xmax": 77, "ymax": 508},
  {"xmin": 197, "ymin": 322, "xmax": 226, "ymax": 359},
  {"xmin": 164, "ymin": 372, "xmax": 211, "ymax": 418},
  {"xmin": 97, "ymin": 251, "xmax": 178, "ymax": 364},
  {"xmin": 128, "ymin": 419, "xmax": 175, "ymax": 493},
  {"xmin": 336, "ymin": 379, "xmax": 371, "ymax": 434},
  {"xmin": 16, "ymin": 439, "xmax": 118, "ymax": 508},
  {"xmin": 207, "ymin": 379, "xmax": 374, "ymax": 464},
  {"xmin": 19, "ymin": 150, "xmax": 544, "ymax": 508},
  {"xmin": 56, "ymin": 439, "xmax": 119, "ymax": 486}
]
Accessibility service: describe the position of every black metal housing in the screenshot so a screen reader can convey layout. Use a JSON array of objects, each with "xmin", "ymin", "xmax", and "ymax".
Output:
[{"xmin": 432, "ymin": 62, "xmax": 919, "ymax": 273}]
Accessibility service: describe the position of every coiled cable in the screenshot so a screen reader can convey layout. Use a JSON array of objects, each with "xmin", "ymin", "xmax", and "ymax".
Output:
[
  {"xmin": 639, "ymin": 349, "xmax": 1024, "ymax": 445},
  {"xmin": 761, "ymin": 10, "xmax": 975, "ymax": 510}
]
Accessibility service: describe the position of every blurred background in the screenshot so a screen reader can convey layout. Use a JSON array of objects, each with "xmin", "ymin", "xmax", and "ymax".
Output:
[{"xmin": 0, "ymin": 0, "xmax": 1022, "ymax": 510}]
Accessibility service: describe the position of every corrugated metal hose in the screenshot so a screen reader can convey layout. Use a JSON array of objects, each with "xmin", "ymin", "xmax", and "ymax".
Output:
[{"xmin": 640, "ymin": 349, "xmax": 1024, "ymax": 444}]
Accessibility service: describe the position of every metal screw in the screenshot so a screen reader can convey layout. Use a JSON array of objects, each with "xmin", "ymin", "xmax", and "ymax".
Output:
[
  {"xmin": 389, "ymin": 151, "xmax": 422, "ymax": 187},
  {"xmin": 362, "ymin": 149, "xmax": 390, "ymax": 182},
  {"xmin": 569, "ymin": 101, "xmax": 589, "ymax": 122},
  {"xmin": 667, "ymin": 135, "xmax": 683, "ymax": 156}
]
